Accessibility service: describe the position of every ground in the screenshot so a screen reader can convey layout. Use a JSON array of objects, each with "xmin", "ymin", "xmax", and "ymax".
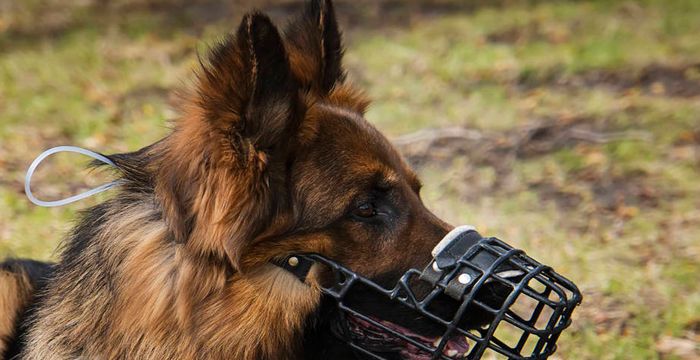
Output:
[{"xmin": 0, "ymin": 0, "xmax": 698, "ymax": 359}]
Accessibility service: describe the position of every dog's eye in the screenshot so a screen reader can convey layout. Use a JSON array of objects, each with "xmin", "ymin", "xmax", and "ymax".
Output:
[{"xmin": 352, "ymin": 203, "xmax": 377, "ymax": 218}]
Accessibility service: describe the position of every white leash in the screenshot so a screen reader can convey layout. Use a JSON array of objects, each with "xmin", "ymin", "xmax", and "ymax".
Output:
[{"xmin": 25, "ymin": 146, "xmax": 120, "ymax": 207}]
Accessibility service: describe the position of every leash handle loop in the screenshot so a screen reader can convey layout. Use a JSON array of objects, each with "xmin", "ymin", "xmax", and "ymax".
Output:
[{"xmin": 25, "ymin": 146, "xmax": 120, "ymax": 207}]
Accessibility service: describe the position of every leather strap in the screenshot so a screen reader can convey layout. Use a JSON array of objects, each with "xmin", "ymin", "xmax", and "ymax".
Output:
[{"xmin": 271, "ymin": 255, "xmax": 315, "ymax": 283}]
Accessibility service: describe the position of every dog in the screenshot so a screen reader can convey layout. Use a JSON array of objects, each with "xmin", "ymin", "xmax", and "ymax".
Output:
[{"xmin": 0, "ymin": 1, "xmax": 517, "ymax": 359}]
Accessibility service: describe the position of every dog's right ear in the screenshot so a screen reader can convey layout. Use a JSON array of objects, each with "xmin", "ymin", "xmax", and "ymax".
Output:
[{"xmin": 285, "ymin": 0, "xmax": 346, "ymax": 94}]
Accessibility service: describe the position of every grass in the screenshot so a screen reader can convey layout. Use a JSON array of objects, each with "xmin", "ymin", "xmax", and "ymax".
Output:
[{"xmin": 1, "ymin": 1, "xmax": 699, "ymax": 359}]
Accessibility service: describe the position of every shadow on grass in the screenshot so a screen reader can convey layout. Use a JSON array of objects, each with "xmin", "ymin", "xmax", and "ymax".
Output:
[{"xmin": 1, "ymin": 0, "xmax": 578, "ymax": 51}]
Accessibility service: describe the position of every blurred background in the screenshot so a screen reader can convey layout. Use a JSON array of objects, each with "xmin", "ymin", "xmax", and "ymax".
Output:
[{"xmin": 0, "ymin": 0, "xmax": 699, "ymax": 358}]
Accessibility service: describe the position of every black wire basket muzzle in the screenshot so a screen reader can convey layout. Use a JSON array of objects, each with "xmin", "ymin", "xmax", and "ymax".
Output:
[{"xmin": 275, "ymin": 226, "xmax": 582, "ymax": 360}]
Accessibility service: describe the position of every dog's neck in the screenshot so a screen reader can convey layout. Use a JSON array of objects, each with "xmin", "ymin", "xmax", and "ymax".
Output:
[
  {"xmin": 24, "ymin": 198, "xmax": 320, "ymax": 360},
  {"xmin": 116, "ymin": 204, "xmax": 320, "ymax": 359}
]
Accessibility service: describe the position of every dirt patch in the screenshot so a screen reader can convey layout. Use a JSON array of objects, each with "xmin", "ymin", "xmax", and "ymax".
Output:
[
  {"xmin": 638, "ymin": 64, "xmax": 700, "ymax": 97},
  {"xmin": 656, "ymin": 335, "xmax": 700, "ymax": 360},
  {"xmin": 657, "ymin": 317, "xmax": 700, "ymax": 360},
  {"xmin": 519, "ymin": 64, "xmax": 700, "ymax": 98},
  {"xmin": 590, "ymin": 173, "xmax": 661, "ymax": 210},
  {"xmin": 571, "ymin": 290, "xmax": 639, "ymax": 336},
  {"xmin": 530, "ymin": 171, "xmax": 665, "ymax": 215},
  {"xmin": 527, "ymin": 181, "xmax": 584, "ymax": 210},
  {"xmin": 487, "ymin": 21, "xmax": 573, "ymax": 45},
  {"xmin": 118, "ymin": 85, "xmax": 170, "ymax": 105}
]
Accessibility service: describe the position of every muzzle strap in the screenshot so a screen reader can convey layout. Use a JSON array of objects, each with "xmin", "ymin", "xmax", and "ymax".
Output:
[
  {"xmin": 432, "ymin": 226, "xmax": 482, "ymax": 270},
  {"xmin": 421, "ymin": 227, "xmax": 526, "ymax": 300},
  {"xmin": 272, "ymin": 255, "xmax": 314, "ymax": 283}
]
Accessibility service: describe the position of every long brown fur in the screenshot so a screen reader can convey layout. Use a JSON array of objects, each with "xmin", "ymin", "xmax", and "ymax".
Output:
[
  {"xmin": 0, "ymin": 268, "xmax": 33, "ymax": 355},
  {"xmin": 5, "ymin": 1, "xmax": 452, "ymax": 359}
]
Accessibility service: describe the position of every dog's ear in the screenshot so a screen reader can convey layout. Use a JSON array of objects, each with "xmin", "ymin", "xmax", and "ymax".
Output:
[
  {"xmin": 158, "ymin": 12, "xmax": 298, "ymax": 269},
  {"xmin": 199, "ymin": 11, "xmax": 299, "ymax": 150},
  {"xmin": 286, "ymin": 0, "xmax": 345, "ymax": 94}
]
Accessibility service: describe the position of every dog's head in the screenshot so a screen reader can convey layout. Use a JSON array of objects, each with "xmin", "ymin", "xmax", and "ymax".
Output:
[{"xmin": 151, "ymin": 1, "xmax": 529, "ymax": 358}]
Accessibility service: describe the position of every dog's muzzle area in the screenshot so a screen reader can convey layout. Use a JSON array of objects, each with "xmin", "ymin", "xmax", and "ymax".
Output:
[{"xmin": 274, "ymin": 226, "xmax": 582, "ymax": 360}]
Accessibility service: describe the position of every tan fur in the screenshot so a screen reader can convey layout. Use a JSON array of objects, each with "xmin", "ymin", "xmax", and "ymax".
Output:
[
  {"xmin": 328, "ymin": 83, "xmax": 371, "ymax": 114},
  {"xmin": 20, "ymin": 12, "xmax": 330, "ymax": 356},
  {"xmin": 0, "ymin": 269, "xmax": 34, "ymax": 355},
  {"xmin": 22, "ymin": 202, "xmax": 321, "ymax": 360}
]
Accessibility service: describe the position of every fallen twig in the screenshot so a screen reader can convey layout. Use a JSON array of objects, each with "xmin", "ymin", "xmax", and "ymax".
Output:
[
  {"xmin": 393, "ymin": 120, "xmax": 653, "ymax": 168},
  {"xmin": 392, "ymin": 127, "xmax": 486, "ymax": 147},
  {"xmin": 567, "ymin": 128, "xmax": 653, "ymax": 143}
]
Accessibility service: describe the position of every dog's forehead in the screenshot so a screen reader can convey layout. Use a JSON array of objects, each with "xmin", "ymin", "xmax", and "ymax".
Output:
[
  {"xmin": 290, "ymin": 103, "xmax": 420, "ymax": 222},
  {"xmin": 303, "ymin": 103, "xmax": 413, "ymax": 179}
]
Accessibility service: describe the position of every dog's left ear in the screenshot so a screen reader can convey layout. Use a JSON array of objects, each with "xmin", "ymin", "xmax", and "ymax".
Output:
[
  {"xmin": 285, "ymin": 0, "xmax": 346, "ymax": 94},
  {"xmin": 158, "ymin": 12, "xmax": 300, "ymax": 270},
  {"xmin": 199, "ymin": 12, "xmax": 300, "ymax": 150}
]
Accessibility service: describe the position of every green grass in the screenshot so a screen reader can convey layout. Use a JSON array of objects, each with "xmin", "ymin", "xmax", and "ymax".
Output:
[{"xmin": 1, "ymin": 1, "xmax": 699, "ymax": 359}]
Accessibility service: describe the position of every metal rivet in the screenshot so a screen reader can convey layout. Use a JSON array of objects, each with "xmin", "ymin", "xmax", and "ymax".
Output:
[
  {"xmin": 288, "ymin": 256, "xmax": 299, "ymax": 267},
  {"xmin": 458, "ymin": 273, "xmax": 472, "ymax": 285},
  {"xmin": 432, "ymin": 262, "xmax": 441, "ymax": 272}
]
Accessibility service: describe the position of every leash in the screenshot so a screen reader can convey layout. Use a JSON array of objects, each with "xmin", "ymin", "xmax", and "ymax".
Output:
[{"xmin": 25, "ymin": 146, "xmax": 121, "ymax": 207}]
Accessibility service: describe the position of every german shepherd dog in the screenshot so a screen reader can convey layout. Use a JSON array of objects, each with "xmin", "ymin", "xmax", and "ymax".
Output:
[{"xmin": 0, "ymin": 1, "xmax": 517, "ymax": 359}]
